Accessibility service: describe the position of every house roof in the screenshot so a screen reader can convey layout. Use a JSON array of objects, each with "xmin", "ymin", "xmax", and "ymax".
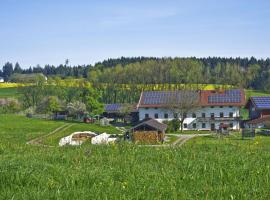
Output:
[
  {"xmin": 246, "ymin": 97, "xmax": 270, "ymax": 110},
  {"xmin": 105, "ymin": 104, "xmax": 122, "ymax": 112},
  {"xmin": 137, "ymin": 89, "xmax": 245, "ymax": 108},
  {"xmin": 200, "ymin": 89, "xmax": 245, "ymax": 106},
  {"xmin": 137, "ymin": 90, "xmax": 199, "ymax": 108},
  {"xmin": 247, "ymin": 115, "xmax": 270, "ymax": 124},
  {"xmin": 130, "ymin": 118, "xmax": 167, "ymax": 132},
  {"xmin": 105, "ymin": 103, "xmax": 138, "ymax": 113}
]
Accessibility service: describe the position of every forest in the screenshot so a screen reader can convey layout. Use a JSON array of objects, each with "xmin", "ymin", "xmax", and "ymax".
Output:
[{"xmin": 0, "ymin": 57, "xmax": 270, "ymax": 103}]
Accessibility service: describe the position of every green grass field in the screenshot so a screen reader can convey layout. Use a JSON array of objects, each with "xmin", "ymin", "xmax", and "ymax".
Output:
[
  {"xmin": 0, "ymin": 87, "xmax": 21, "ymax": 98},
  {"xmin": 1, "ymin": 114, "xmax": 270, "ymax": 199}
]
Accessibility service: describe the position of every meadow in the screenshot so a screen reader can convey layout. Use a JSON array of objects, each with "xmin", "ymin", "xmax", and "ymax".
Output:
[
  {"xmin": 0, "ymin": 87, "xmax": 21, "ymax": 98},
  {"xmin": 1, "ymin": 114, "xmax": 270, "ymax": 199}
]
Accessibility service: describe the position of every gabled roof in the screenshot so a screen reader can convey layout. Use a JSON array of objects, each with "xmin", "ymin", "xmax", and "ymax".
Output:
[
  {"xmin": 130, "ymin": 118, "xmax": 167, "ymax": 132},
  {"xmin": 137, "ymin": 89, "xmax": 245, "ymax": 108},
  {"xmin": 246, "ymin": 97, "xmax": 270, "ymax": 110}
]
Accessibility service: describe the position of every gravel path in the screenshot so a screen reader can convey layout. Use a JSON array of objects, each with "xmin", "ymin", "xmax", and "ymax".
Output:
[
  {"xmin": 139, "ymin": 134, "xmax": 211, "ymax": 147},
  {"xmin": 172, "ymin": 134, "xmax": 210, "ymax": 146}
]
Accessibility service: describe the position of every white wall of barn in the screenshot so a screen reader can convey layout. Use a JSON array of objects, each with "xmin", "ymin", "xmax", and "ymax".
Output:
[{"xmin": 138, "ymin": 106, "xmax": 241, "ymax": 130}]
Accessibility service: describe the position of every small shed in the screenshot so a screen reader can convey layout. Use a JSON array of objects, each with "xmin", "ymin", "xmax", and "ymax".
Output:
[
  {"xmin": 100, "ymin": 117, "xmax": 110, "ymax": 126},
  {"xmin": 103, "ymin": 103, "xmax": 139, "ymax": 124},
  {"xmin": 129, "ymin": 118, "xmax": 167, "ymax": 144},
  {"xmin": 53, "ymin": 111, "xmax": 68, "ymax": 120}
]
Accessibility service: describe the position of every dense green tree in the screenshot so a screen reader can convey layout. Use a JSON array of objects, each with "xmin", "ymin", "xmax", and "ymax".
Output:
[{"xmin": 2, "ymin": 62, "xmax": 13, "ymax": 81}]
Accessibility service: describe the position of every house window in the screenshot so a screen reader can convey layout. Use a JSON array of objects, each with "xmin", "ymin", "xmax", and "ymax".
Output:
[
  {"xmin": 193, "ymin": 123, "xmax": 197, "ymax": 129},
  {"xmin": 183, "ymin": 113, "xmax": 187, "ymax": 118},
  {"xmin": 174, "ymin": 113, "xmax": 178, "ymax": 118},
  {"xmin": 229, "ymin": 112, "xmax": 233, "ymax": 117},
  {"xmin": 192, "ymin": 113, "xmax": 196, "ymax": 118},
  {"xmin": 220, "ymin": 112, "xmax": 224, "ymax": 118},
  {"xmin": 230, "ymin": 123, "xmax": 233, "ymax": 128},
  {"xmin": 202, "ymin": 123, "xmax": 206, "ymax": 128},
  {"xmin": 202, "ymin": 113, "xmax": 206, "ymax": 118},
  {"xmin": 145, "ymin": 113, "xmax": 149, "ymax": 118},
  {"xmin": 164, "ymin": 113, "xmax": 168, "ymax": 119},
  {"xmin": 211, "ymin": 123, "xmax": 215, "ymax": 130},
  {"xmin": 154, "ymin": 113, "xmax": 159, "ymax": 119},
  {"xmin": 211, "ymin": 113, "xmax": 215, "ymax": 118},
  {"xmin": 183, "ymin": 123, "xmax": 187, "ymax": 128}
]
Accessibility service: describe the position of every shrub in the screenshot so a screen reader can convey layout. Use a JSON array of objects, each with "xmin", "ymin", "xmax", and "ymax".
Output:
[
  {"xmin": 164, "ymin": 119, "xmax": 181, "ymax": 133},
  {"xmin": 0, "ymin": 98, "xmax": 21, "ymax": 113}
]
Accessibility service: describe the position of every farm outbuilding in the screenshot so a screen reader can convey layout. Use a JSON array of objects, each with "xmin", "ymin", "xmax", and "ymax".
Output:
[
  {"xmin": 245, "ymin": 97, "xmax": 270, "ymax": 128},
  {"xmin": 128, "ymin": 118, "xmax": 167, "ymax": 144},
  {"xmin": 103, "ymin": 103, "xmax": 139, "ymax": 124}
]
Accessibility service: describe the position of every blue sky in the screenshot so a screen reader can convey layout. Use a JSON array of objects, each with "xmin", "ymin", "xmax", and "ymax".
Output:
[{"xmin": 0, "ymin": 0, "xmax": 270, "ymax": 68}]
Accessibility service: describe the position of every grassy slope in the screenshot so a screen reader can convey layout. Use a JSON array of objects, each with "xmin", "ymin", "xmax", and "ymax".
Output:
[
  {"xmin": 1, "ymin": 115, "xmax": 270, "ymax": 199},
  {"xmin": 43, "ymin": 122, "xmax": 119, "ymax": 146}
]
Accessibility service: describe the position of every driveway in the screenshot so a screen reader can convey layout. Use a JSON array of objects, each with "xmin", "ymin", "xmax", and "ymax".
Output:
[{"xmin": 171, "ymin": 134, "xmax": 210, "ymax": 146}]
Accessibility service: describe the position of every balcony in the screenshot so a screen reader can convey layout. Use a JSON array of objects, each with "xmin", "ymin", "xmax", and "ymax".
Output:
[{"xmin": 197, "ymin": 117, "xmax": 241, "ymax": 122}]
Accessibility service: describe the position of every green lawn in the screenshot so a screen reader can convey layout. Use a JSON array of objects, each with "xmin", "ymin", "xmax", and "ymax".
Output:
[
  {"xmin": 1, "ymin": 114, "xmax": 270, "ymax": 199},
  {"xmin": 0, "ymin": 87, "xmax": 21, "ymax": 98},
  {"xmin": 245, "ymin": 89, "xmax": 270, "ymax": 99}
]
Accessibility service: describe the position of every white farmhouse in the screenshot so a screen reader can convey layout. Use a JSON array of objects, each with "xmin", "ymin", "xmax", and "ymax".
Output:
[
  {"xmin": 0, "ymin": 77, "xmax": 4, "ymax": 83},
  {"xmin": 137, "ymin": 90, "xmax": 245, "ymax": 131}
]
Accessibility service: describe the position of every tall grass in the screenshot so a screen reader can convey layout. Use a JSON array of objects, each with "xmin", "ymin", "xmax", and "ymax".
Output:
[{"xmin": 1, "ymin": 115, "xmax": 270, "ymax": 199}]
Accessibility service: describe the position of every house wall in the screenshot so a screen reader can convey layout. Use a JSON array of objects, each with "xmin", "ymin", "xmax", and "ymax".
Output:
[{"xmin": 138, "ymin": 106, "xmax": 241, "ymax": 130}]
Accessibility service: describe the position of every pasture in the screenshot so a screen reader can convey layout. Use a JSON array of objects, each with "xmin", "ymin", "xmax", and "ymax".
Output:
[
  {"xmin": 1, "ymin": 114, "xmax": 270, "ymax": 199},
  {"xmin": 0, "ymin": 87, "xmax": 21, "ymax": 98}
]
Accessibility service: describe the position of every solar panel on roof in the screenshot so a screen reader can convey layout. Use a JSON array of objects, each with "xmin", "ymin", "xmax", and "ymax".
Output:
[
  {"xmin": 105, "ymin": 104, "xmax": 122, "ymax": 111},
  {"xmin": 252, "ymin": 97, "xmax": 270, "ymax": 109},
  {"xmin": 208, "ymin": 90, "xmax": 241, "ymax": 104}
]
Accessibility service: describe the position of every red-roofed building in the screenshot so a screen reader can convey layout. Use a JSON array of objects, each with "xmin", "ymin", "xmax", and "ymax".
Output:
[{"xmin": 137, "ymin": 89, "xmax": 245, "ymax": 131}]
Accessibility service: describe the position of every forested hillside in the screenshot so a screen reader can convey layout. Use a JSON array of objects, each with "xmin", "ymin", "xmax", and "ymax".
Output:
[{"xmin": 1, "ymin": 57, "xmax": 270, "ymax": 91}]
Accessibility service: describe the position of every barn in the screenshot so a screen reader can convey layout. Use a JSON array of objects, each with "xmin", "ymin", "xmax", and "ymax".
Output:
[{"xmin": 129, "ymin": 118, "xmax": 167, "ymax": 144}]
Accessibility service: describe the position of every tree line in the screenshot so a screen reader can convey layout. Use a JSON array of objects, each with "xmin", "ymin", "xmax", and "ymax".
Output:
[{"xmin": 1, "ymin": 57, "xmax": 270, "ymax": 104}]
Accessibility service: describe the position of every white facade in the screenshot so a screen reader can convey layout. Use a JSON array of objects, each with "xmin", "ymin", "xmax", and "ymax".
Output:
[
  {"xmin": 138, "ymin": 106, "xmax": 241, "ymax": 130},
  {"xmin": 0, "ymin": 77, "xmax": 4, "ymax": 83}
]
